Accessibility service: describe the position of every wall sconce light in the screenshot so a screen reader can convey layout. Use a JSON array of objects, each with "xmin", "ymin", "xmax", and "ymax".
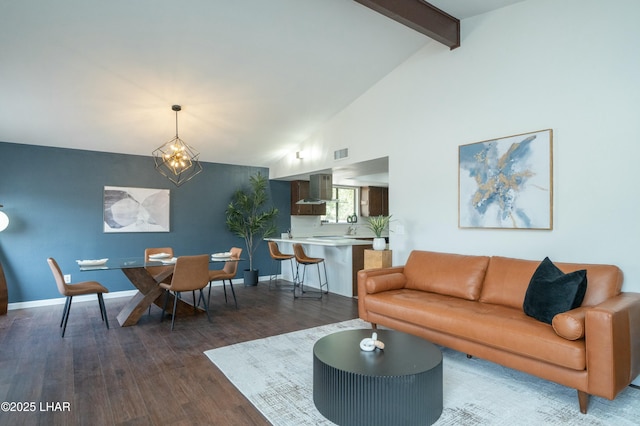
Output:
[
  {"xmin": 152, "ymin": 105, "xmax": 203, "ymax": 187},
  {"xmin": 296, "ymin": 151, "xmax": 305, "ymax": 159},
  {"xmin": 0, "ymin": 205, "xmax": 9, "ymax": 232}
]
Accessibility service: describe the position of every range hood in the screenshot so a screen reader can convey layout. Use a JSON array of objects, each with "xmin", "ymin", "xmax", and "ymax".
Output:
[{"xmin": 296, "ymin": 174, "xmax": 333, "ymax": 204}]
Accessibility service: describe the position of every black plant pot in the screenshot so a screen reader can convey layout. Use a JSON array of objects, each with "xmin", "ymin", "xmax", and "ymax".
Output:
[{"xmin": 244, "ymin": 269, "xmax": 259, "ymax": 287}]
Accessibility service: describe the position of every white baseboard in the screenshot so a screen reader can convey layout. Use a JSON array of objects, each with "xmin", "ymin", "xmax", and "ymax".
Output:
[
  {"xmin": 7, "ymin": 289, "xmax": 139, "ymax": 311},
  {"xmin": 6, "ymin": 277, "xmax": 266, "ymax": 311}
]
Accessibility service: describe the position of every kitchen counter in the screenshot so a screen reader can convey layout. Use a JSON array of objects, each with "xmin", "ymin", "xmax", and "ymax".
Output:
[
  {"xmin": 266, "ymin": 237, "xmax": 376, "ymax": 297},
  {"xmin": 267, "ymin": 236, "xmax": 373, "ymax": 246}
]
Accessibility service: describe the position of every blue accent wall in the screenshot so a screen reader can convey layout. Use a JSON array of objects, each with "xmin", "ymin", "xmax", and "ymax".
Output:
[{"xmin": 0, "ymin": 141, "xmax": 291, "ymax": 303}]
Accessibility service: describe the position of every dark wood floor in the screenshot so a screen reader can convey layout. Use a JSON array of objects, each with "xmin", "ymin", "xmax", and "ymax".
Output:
[{"xmin": 0, "ymin": 281, "xmax": 359, "ymax": 425}]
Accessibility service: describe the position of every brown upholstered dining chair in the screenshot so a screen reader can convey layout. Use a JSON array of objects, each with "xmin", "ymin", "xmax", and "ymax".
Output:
[
  {"xmin": 0, "ymin": 261, "xmax": 8, "ymax": 315},
  {"xmin": 145, "ymin": 247, "xmax": 174, "ymax": 284},
  {"xmin": 293, "ymin": 243, "xmax": 328, "ymax": 299},
  {"xmin": 159, "ymin": 254, "xmax": 210, "ymax": 331},
  {"xmin": 47, "ymin": 257, "xmax": 110, "ymax": 337},
  {"xmin": 207, "ymin": 247, "xmax": 242, "ymax": 309},
  {"xmin": 144, "ymin": 247, "xmax": 175, "ymax": 316},
  {"xmin": 267, "ymin": 241, "xmax": 296, "ymax": 291}
]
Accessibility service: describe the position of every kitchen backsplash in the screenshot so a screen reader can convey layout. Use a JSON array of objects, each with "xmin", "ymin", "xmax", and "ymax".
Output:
[{"xmin": 289, "ymin": 215, "xmax": 385, "ymax": 239}]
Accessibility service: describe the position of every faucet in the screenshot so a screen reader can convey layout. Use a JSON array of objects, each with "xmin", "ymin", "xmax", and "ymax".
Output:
[{"xmin": 346, "ymin": 225, "xmax": 357, "ymax": 236}]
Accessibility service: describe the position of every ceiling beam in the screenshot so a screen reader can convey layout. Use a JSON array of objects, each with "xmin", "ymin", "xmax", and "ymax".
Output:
[{"xmin": 354, "ymin": 0, "xmax": 460, "ymax": 49}]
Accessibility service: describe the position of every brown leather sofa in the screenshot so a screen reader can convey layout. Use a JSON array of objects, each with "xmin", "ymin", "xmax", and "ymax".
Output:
[{"xmin": 357, "ymin": 250, "xmax": 640, "ymax": 414}]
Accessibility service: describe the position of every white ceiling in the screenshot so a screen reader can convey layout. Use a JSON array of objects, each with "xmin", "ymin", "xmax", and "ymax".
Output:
[
  {"xmin": 0, "ymin": 0, "xmax": 525, "ymax": 169},
  {"xmin": 428, "ymin": 0, "xmax": 526, "ymax": 20}
]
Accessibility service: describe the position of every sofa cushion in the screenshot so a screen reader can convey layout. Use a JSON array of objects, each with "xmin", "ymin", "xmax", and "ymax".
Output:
[
  {"xmin": 480, "ymin": 256, "xmax": 622, "ymax": 309},
  {"xmin": 552, "ymin": 308, "xmax": 587, "ymax": 340},
  {"xmin": 403, "ymin": 251, "xmax": 489, "ymax": 301},
  {"xmin": 479, "ymin": 257, "xmax": 539, "ymax": 309},
  {"xmin": 363, "ymin": 289, "xmax": 586, "ymax": 371},
  {"xmin": 569, "ymin": 263, "xmax": 623, "ymax": 306},
  {"xmin": 523, "ymin": 257, "xmax": 587, "ymax": 324}
]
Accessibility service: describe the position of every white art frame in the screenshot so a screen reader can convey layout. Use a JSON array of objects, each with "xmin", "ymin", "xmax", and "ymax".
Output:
[
  {"xmin": 103, "ymin": 186, "xmax": 170, "ymax": 233},
  {"xmin": 458, "ymin": 129, "xmax": 553, "ymax": 230}
]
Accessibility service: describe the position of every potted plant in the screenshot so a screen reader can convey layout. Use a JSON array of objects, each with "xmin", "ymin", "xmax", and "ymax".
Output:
[
  {"xmin": 366, "ymin": 215, "xmax": 391, "ymax": 250},
  {"xmin": 225, "ymin": 172, "xmax": 279, "ymax": 286}
]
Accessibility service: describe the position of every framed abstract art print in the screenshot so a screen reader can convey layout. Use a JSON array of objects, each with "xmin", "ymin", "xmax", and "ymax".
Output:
[
  {"xmin": 458, "ymin": 129, "xmax": 553, "ymax": 230},
  {"xmin": 103, "ymin": 186, "xmax": 170, "ymax": 233}
]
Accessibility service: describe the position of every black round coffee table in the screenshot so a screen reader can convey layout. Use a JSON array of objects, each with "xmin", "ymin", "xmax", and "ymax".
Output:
[{"xmin": 313, "ymin": 328, "xmax": 443, "ymax": 426}]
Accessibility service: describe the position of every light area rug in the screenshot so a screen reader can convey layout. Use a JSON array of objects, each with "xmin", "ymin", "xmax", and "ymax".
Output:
[{"xmin": 204, "ymin": 319, "xmax": 639, "ymax": 425}]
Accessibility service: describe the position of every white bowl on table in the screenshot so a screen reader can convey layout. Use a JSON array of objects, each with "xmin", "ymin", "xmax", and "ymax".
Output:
[
  {"xmin": 76, "ymin": 258, "xmax": 109, "ymax": 267},
  {"xmin": 148, "ymin": 253, "xmax": 172, "ymax": 260},
  {"xmin": 211, "ymin": 252, "xmax": 232, "ymax": 259}
]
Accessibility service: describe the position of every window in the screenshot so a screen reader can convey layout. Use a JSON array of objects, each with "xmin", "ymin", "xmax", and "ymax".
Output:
[{"xmin": 322, "ymin": 186, "xmax": 358, "ymax": 223}]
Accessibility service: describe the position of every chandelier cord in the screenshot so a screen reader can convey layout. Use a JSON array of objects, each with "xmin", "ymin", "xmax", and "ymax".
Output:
[{"xmin": 175, "ymin": 110, "xmax": 179, "ymax": 138}]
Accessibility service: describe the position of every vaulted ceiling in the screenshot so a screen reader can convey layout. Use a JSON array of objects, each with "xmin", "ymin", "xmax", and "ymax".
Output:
[{"xmin": 0, "ymin": 0, "xmax": 525, "ymax": 167}]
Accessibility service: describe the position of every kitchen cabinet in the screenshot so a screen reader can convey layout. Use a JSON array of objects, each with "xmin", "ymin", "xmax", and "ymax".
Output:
[
  {"xmin": 351, "ymin": 243, "xmax": 373, "ymax": 297},
  {"xmin": 290, "ymin": 180, "xmax": 326, "ymax": 215},
  {"xmin": 360, "ymin": 186, "xmax": 389, "ymax": 217}
]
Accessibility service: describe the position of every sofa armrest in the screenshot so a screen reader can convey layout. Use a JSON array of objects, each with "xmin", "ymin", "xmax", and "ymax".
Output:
[
  {"xmin": 585, "ymin": 292, "xmax": 640, "ymax": 399},
  {"xmin": 358, "ymin": 266, "xmax": 406, "ymax": 293},
  {"xmin": 365, "ymin": 272, "xmax": 407, "ymax": 294},
  {"xmin": 357, "ymin": 266, "xmax": 406, "ymax": 321}
]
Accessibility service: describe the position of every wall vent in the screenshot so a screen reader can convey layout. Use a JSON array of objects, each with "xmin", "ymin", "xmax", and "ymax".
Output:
[{"xmin": 334, "ymin": 148, "xmax": 349, "ymax": 160}]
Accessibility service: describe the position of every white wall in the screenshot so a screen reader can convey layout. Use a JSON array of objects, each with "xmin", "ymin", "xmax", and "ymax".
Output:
[{"xmin": 270, "ymin": 0, "xmax": 640, "ymax": 293}]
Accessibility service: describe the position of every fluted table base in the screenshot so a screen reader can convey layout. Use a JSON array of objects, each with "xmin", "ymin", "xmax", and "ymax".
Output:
[{"xmin": 313, "ymin": 329, "xmax": 442, "ymax": 426}]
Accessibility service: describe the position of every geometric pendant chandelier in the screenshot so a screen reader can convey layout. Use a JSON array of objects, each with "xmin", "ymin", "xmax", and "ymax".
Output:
[
  {"xmin": 152, "ymin": 105, "xmax": 203, "ymax": 187},
  {"xmin": 0, "ymin": 204, "xmax": 8, "ymax": 232}
]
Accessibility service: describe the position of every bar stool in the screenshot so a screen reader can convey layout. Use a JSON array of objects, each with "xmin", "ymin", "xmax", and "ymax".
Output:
[
  {"xmin": 293, "ymin": 243, "xmax": 328, "ymax": 299},
  {"xmin": 268, "ymin": 241, "xmax": 296, "ymax": 291}
]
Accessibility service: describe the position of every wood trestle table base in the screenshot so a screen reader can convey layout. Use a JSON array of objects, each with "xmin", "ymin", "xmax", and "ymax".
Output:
[
  {"xmin": 115, "ymin": 266, "xmax": 203, "ymax": 327},
  {"xmin": 79, "ymin": 258, "xmax": 214, "ymax": 327}
]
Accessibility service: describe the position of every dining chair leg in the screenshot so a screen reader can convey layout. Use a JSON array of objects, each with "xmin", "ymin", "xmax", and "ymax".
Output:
[
  {"xmin": 199, "ymin": 289, "xmax": 212, "ymax": 323},
  {"xmin": 170, "ymin": 291, "xmax": 179, "ymax": 331},
  {"xmin": 61, "ymin": 296, "xmax": 73, "ymax": 337},
  {"xmin": 98, "ymin": 295, "xmax": 104, "ymax": 321},
  {"xmin": 223, "ymin": 282, "xmax": 228, "ymax": 304},
  {"xmin": 228, "ymin": 280, "xmax": 238, "ymax": 309},
  {"xmin": 207, "ymin": 281, "xmax": 213, "ymax": 308},
  {"xmin": 97, "ymin": 293, "xmax": 109, "ymax": 330},
  {"xmin": 60, "ymin": 296, "xmax": 71, "ymax": 328},
  {"xmin": 192, "ymin": 290, "xmax": 197, "ymax": 314},
  {"xmin": 197, "ymin": 290, "xmax": 203, "ymax": 308}
]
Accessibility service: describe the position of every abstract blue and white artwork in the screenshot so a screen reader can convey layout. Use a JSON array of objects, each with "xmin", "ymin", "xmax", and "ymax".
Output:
[{"xmin": 459, "ymin": 130, "xmax": 552, "ymax": 229}]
